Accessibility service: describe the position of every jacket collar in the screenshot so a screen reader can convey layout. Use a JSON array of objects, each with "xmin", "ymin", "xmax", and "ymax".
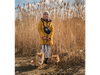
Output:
[{"xmin": 41, "ymin": 18, "xmax": 52, "ymax": 22}]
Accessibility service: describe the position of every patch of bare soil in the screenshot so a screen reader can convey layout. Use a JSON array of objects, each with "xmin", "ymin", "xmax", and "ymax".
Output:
[{"xmin": 15, "ymin": 57, "xmax": 85, "ymax": 75}]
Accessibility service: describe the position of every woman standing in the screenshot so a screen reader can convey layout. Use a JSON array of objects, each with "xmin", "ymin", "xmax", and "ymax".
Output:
[{"xmin": 37, "ymin": 11, "xmax": 54, "ymax": 64}]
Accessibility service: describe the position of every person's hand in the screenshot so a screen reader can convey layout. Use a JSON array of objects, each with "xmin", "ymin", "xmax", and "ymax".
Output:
[
  {"xmin": 47, "ymin": 37, "xmax": 50, "ymax": 40},
  {"xmin": 43, "ymin": 36, "xmax": 46, "ymax": 40}
]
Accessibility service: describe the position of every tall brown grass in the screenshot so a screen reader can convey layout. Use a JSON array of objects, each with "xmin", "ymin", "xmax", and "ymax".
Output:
[{"xmin": 15, "ymin": 0, "xmax": 85, "ymax": 66}]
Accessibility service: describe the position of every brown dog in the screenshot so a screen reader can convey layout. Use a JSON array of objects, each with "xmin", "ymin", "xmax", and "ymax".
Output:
[
  {"xmin": 31, "ymin": 59, "xmax": 40, "ymax": 67},
  {"xmin": 51, "ymin": 54, "xmax": 60, "ymax": 66},
  {"xmin": 31, "ymin": 53, "xmax": 44, "ymax": 67}
]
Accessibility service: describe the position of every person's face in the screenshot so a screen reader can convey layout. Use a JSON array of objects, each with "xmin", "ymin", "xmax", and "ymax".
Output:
[{"xmin": 43, "ymin": 13, "xmax": 49, "ymax": 19}]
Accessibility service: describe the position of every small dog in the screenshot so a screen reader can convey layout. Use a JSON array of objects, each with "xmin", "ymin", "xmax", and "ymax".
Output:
[
  {"xmin": 31, "ymin": 59, "xmax": 40, "ymax": 67},
  {"xmin": 51, "ymin": 54, "xmax": 60, "ymax": 66},
  {"xmin": 31, "ymin": 53, "xmax": 44, "ymax": 67}
]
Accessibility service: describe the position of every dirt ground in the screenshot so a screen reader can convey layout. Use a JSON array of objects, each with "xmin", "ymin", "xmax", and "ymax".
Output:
[{"xmin": 15, "ymin": 56, "xmax": 85, "ymax": 75}]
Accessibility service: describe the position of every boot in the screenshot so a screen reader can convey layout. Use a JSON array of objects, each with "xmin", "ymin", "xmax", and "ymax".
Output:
[{"xmin": 44, "ymin": 58, "xmax": 48, "ymax": 64}]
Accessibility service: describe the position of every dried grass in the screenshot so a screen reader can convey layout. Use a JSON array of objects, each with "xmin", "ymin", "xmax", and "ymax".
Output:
[{"xmin": 15, "ymin": 0, "xmax": 85, "ymax": 66}]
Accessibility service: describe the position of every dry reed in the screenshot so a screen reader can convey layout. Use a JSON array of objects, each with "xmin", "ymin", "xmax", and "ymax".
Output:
[{"xmin": 15, "ymin": 0, "xmax": 85, "ymax": 66}]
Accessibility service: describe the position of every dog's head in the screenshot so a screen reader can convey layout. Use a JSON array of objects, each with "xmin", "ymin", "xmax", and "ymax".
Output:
[
  {"xmin": 37, "ymin": 53, "xmax": 44, "ymax": 56},
  {"xmin": 37, "ymin": 53, "xmax": 44, "ymax": 59},
  {"xmin": 52, "ymin": 55, "xmax": 60, "ymax": 62},
  {"xmin": 52, "ymin": 55, "xmax": 58, "ymax": 58},
  {"xmin": 37, "ymin": 53, "xmax": 42, "ymax": 55}
]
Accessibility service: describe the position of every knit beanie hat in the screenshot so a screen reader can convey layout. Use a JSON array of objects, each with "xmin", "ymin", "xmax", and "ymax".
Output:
[{"xmin": 43, "ymin": 11, "xmax": 49, "ymax": 16}]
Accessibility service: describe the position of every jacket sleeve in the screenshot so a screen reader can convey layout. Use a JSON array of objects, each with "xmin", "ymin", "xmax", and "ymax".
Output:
[
  {"xmin": 48, "ymin": 23, "xmax": 54, "ymax": 39},
  {"xmin": 37, "ymin": 20, "xmax": 44, "ymax": 38}
]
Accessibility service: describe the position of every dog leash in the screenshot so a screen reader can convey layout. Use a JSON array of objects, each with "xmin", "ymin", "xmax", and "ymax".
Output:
[{"xmin": 43, "ymin": 40, "xmax": 45, "ymax": 53}]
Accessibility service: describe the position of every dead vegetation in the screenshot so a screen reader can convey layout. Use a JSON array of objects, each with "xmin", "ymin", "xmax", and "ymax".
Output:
[{"xmin": 15, "ymin": 0, "xmax": 85, "ymax": 74}]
